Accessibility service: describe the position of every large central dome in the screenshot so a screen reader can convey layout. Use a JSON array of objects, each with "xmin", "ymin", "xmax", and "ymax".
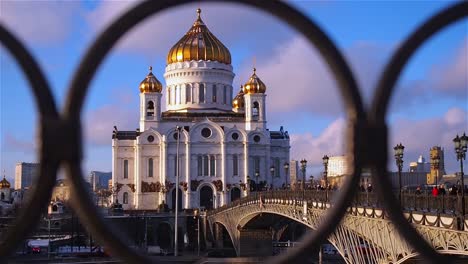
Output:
[{"xmin": 167, "ymin": 9, "xmax": 231, "ymax": 65}]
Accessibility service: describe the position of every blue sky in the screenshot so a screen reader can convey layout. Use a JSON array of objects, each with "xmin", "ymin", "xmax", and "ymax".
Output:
[{"xmin": 1, "ymin": 0, "xmax": 467, "ymax": 183}]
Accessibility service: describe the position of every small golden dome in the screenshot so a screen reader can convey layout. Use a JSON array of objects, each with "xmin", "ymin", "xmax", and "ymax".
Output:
[
  {"xmin": 243, "ymin": 68, "xmax": 266, "ymax": 94},
  {"xmin": 0, "ymin": 176, "xmax": 10, "ymax": 189},
  {"xmin": 232, "ymin": 86, "xmax": 245, "ymax": 109},
  {"xmin": 167, "ymin": 9, "xmax": 231, "ymax": 65},
  {"xmin": 139, "ymin": 66, "xmax": 162, "ymax": 93}
]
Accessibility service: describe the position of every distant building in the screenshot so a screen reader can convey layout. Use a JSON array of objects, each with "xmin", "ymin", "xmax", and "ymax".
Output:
[
  {"xmin": 0, "ymin": 174, "xmax": 11, "ymax": 202},
  {"xmin": 15, "ymin": 162, "xmax": 39, "ymax": 190},
  {"xmin": 89, "ymin": 171, "xmax": 112, "ymax": 191},
  {"xmin": 327, "ymin": 156, "xmax": 348, "ymax": 187},
  {"xmin": 289, "ymin": 160, "xmax": 299, "ymax": 189},
  {"xmin": 409, "ymin": 155, "xmax": 431, "ymax": 173},
  {"xmin": 327, "ymin": 156, "xmax": 348, "ymax": 177},
  {"xmin": 426, "ymin": 146, "xmax": 445, "ymax": 185},
  {"xmin": 51, "ymin": 179, "xmax": 71, "ymax": 202}
]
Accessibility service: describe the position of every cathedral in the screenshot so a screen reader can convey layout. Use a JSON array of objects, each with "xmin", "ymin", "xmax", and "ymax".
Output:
[{"xmin": 112, "ymin": 9, "xmax": 290, "ymax": 210}]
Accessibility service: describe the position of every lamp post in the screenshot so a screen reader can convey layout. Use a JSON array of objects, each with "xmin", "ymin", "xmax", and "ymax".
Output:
[
  {"xmin": 300, "ymin": 159, "xmax": 307, "ymax": 201},
  {"xmin": 284, "ymin": 162, "xmax": 289, "ymax": 188},
  {"xmin": 193, "ymin": 208, "xmax": 200, "ymax": 256},
  {"xmin": 394, "ymin": 143, "xmax": 404, "ymax": 206},
  {"xmin": 270, "ymin": 166, "xmax": 275, "ymax": 191},
  {"xmin": 454, "ymin": 133, "xmax": 467, "ymax": 229},
  {"xmin": 322, "ymin": 155, "xmax": 329, "ymax": 202},
  {"xmin": 174, "ymin": 126, "xmax": 182, "ymax": 256}
]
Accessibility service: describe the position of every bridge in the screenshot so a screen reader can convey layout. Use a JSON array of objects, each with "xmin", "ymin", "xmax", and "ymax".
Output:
[{"xmin": 207, "ymin": 190, "xmax": 468, "ymax": 264}]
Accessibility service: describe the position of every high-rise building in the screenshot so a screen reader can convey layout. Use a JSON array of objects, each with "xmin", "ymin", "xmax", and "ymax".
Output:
[
  {"xmin": 89, "ymin": 171, "xmax": 112, "ymax": 191},
  {"xmin": 289, "ymin": 160, "xmax": 299, "ymax": 189},
  {"xmin": 14, "ymin": 162, "xmax": 39, "ymax": 190},
  {"xmin": 111, "ymin": 9, "xmax": 290, "ymax": 210}
]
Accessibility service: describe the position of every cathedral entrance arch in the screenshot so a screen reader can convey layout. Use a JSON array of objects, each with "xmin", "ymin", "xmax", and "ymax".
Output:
[
  {"xmin": 200, "ymin": 186, "xmax": 213, "ymax": 210},
  {"xmin": 171, "ymin": 188, "xmax": 183, "ymax": 211},
  {"xmin": 231, "ymin": 187, "xmax": 241, "ymax": 202}
]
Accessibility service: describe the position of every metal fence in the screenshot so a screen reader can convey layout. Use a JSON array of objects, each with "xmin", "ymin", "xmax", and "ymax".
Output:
[{"xmin": 0, "ymin": 0, "xmax": 467, "ymax": 263}]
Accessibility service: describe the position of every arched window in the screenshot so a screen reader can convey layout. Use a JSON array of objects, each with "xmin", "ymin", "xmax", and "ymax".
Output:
[
  {"xmin": 210, "ymin": 156, "xmax": 216, "ymax": 176},
  {"xmin": 146, "ymin": 101, "xmax": 154, "ymax": 116},
  {"xmin": 275, "ymin": 158, "xmax": 280, "ymax": 177},
  {"xmin": 222, "ymin": 86, "xmax": 227, "ymax": 104},
  {"xmin": 254, "ymin": 157, "xmax": 260, "ymax": 177},
  {"xmin": 123, "ymin": 160, "xmax": 129, "ymax": 179},
  {"xmin": 197, "ymin": 155, "xmax": 202, "ymax": 176},
  {"xmin": 233, "ymin": 155, "xmax": 238, "ymax": 176},
  {"xmin": 199, "ymin": 84, "xmax": 205, "ymax": 103},
  {"xmin": 212, "ymin": 85, "xmax": 217, "ymax": 103},
  {"xmin": 203, "ymin": 155, "xmax": 209, "ymax": 176},
  {"xmin": 168, "ymin": 87, "xmax": 171, "ymax": 105},
  {"xmin": 148, "ymin": 158, "xmax": 153, "ymax": 178},
  {"xmin": 252, "ymin": 101, "xmax": 259, "ymax": 119},
  {"xmin": 175, "ymin": 85, "xmax": 180, "ymax": 105},
  {"xmin": 123, "ymin": 192, "xmax": 128, "ymax": 204},
  {"xmin": 186, "ymin": 84, "xmax": 191, "ymax": 103}
]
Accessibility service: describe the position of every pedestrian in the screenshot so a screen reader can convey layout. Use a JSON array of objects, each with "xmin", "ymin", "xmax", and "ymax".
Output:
[
  {"xmin": 438, "ymin": 185, "xmax": 446, "ymax": 195},
  {"xmin": 432, "ymin": 186, "xmax": 438, "ymax": 197},
  {"xmin": 415, "ymin": 186, "xmax": 422, "ymax": 195}
]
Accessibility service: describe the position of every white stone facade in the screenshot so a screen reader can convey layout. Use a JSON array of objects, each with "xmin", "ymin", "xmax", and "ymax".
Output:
[{"xmin": 111, "ymin": 11, "xmax": 290, "ymax": 211}]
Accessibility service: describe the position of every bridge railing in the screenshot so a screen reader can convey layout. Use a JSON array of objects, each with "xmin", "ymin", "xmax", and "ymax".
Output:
[{"xmin": 210, "ymin": 190, "xmax": 468, "ymax": 218}]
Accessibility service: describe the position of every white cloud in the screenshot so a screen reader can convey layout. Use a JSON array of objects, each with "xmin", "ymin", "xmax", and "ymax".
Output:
[
  {"xmin": 0, "ymin": 1, "xmax": 79, "ymax": 45},
  {"xmin": 430, "ymin": 39, "xmax": 468, "ymax": 97},
  {"xmin": 84, "ymin": 102, "xmax": 138, "ymax": 146},
  {"xmin": 290, "ymin": 118, "xmax": 346, "ymax": 167},
  {"xmin": 85, "ymin": 1, "xmax": 294, "ymax": 58}
]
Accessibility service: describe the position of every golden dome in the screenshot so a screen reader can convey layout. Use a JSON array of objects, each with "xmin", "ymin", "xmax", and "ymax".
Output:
[
  {"xmin": 243, "ymin": 68, "xmax": 266, "ymax": 94},
  {"xmin": 0, "ymin": 176, "xmax": 10, "ymax": 189},
  {"xmin": 232, "ymin": 86, "xmax": 245, "ymax": 109},
  {"xmin": 167, "ymin": 9, "xmax": 231, "ymax": 65},
  {"xmin": 139, "ymin": 66, "xmax": 162, "ymax": 93}
]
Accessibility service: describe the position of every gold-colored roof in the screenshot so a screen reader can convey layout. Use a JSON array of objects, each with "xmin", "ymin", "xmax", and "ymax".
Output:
[
  {"xmin": 243, "ymin": 68, "xmax": 266, "ymax": 94},
  {"xmin": 232, "ymin": 85, "xmax": 245, "ymax": 109},
  {"xmin": 0, "ymin": 176, "xmax": 10, "ymax": 189},
  {"xmin": 139, "ymin": 66, "xmax": 163, "ymax": 93},
  {"xmin": 167, "ymin": 9, "xmax": 231, "ymax": 65}
]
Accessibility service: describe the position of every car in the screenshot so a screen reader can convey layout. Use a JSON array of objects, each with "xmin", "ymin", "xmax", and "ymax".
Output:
[{"xmin": 31, "ymin": 247, "xmax": 41, "ymax": 254}]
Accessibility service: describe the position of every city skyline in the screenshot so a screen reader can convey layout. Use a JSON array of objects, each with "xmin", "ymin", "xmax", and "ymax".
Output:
[{"xmin": 1, "ymin": 1, "xmax": 467, "ymax": 182}]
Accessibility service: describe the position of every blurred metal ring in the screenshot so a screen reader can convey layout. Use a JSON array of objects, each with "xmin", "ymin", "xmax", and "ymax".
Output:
[
  {"xmin": 0, "ymin": 25, "xmax": 60, "ymax": 257},
  {"xmin": 369, "ymin": 2, "xmax": 468, "ymax": 263},
  {"xmin": 63, "ymin": 0, "xmax": 364, "ymax": 263}
]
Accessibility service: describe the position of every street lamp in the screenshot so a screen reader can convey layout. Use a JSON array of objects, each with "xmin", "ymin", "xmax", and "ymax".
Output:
[
  {"xmin": 300, "ymin": 159, "xmax": 307, "ymax": 201},
  {"xmin": 270, "ymin": 166, "xmax": 275, "ymax": 190},
  {"xmin": 322, "ymin": 155, "xmax": 329, "ymax": 202},
  {"xmin": 322, "ymin": 155, "xmax": 329, "ymax": 188},
  {"xmin": 284, "ymin": 162, "xmax": 289, "ymax": 188},
  {"xmin": 193, "ymin": 208, "xmax": 200, "ymax": 256},
  {"xmin": 174, "ymin": 126, "xmax": 182, "ymax": 256},
  {"xmin": 454, "ymin": 133, "xmax": 467, "ymax": 229},
  {"xmin": 394, "ymin": 143, "xmax": 405, "ymax": 206}
]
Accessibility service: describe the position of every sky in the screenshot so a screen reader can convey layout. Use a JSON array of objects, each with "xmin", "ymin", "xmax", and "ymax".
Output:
[{"xmin": 0, "ymin": 0, "xmax": 467, "ymax": 183}]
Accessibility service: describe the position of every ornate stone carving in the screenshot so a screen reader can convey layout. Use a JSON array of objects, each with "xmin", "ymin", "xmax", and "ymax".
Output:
[
  {"xmin": 180, "ymin": 181, "xmax": 188, "ymax": 191},
  {"xmin": 127, "ymin": 184, "xmax": 135, "ymax": 192},
  {"xmin": 212, "ymin": 180, "xmax": 223, "ymax": 192},
  {"xmin": 141, "ymin": 181, "xmax": 160, "ymax": 193},
  {"xmin": 116, "ymin": 183, "xmax": 123, "ymax": 193}
]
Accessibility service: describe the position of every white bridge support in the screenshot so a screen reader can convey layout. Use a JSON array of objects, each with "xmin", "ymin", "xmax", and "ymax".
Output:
[{"xmin": 207, "ymin": 195, "xmax": 468, "ymax": 264}]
